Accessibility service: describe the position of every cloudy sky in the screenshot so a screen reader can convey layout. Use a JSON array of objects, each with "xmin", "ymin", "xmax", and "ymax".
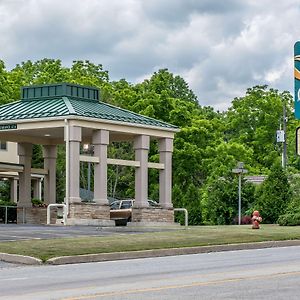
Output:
[{"xmin": 0, "ymin": 0, "xmax": 299, "ymax": 111}]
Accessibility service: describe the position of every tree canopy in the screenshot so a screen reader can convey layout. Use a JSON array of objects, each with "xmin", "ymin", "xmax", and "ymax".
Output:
[{"xmin": 1, "ymin": 59, "xmax": 299, "ymax": 225}]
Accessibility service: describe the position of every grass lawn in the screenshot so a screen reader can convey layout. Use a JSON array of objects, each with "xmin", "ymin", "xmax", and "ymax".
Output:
[{"xmin": 0, "ymin": 224, "xmax": 299, "ymax": 262}]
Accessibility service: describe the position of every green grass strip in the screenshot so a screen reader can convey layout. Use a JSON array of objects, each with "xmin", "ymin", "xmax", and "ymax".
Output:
[{"xmin": 0, "ymin": 225, "xmax": 299, "ymax": 262}]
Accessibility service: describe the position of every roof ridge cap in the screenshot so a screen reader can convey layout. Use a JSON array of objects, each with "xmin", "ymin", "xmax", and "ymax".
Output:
[{"xmin": 62, "ymin": 97, "xmax": 76, "ymax": 115}]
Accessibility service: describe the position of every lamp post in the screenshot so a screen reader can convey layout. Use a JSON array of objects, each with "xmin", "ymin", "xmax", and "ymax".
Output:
[
  {"xmin": 83, "ymin": 144, "xmax": 93, "ymax": 201},
  {"xmin": 232, "ymin": 162, "xmax": 248, "ymax": 225}
]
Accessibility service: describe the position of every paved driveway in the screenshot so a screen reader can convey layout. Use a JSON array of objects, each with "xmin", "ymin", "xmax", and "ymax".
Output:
[{"xmin": 0, "ymin": 224, "xmax": 178, "ymax": 242}]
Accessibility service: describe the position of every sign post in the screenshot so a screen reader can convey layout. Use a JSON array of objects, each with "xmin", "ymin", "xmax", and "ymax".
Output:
[
  {"xmin": 232, "ymin": 162, "xmax": 248, "ymax": 225},
  {"xmin": 294, "ymin": 41, "xmax": 300, "ymax": 119}
]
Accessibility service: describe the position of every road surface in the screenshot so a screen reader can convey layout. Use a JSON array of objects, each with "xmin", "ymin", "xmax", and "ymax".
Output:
[{"xmin": 0, "ymin": 246, "xmax": 300, "ymax": 299}]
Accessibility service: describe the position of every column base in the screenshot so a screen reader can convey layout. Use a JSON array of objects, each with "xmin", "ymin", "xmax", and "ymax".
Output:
[
  {"xmin": 69, "ymin": 197, "xmax": 82, "ymax": 203},
  {"xmin": 17, "ymin": 202, "xmax": 33, "ymax": 208},
  {"xmin": 17, "ymin": 207, "xmax": 57, "ymax": 224},
  {"xmin": 68, "ymin": 202, "xmax": 111, "ymax": 220},
  {"xmin": 160, "ymin": 203, "xmax": 174, "ymax": 209},
  {"xmin": 93, "ymin": 198, "xmax": 109, "ymax": 205},
  {"xmin": 132, "ymin": 207, "xmax": 174, "ymax": 223}
]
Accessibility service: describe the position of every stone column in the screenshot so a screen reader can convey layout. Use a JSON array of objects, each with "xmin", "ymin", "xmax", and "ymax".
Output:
[
  {"xmin": 10, "ymin": 178, "xmax": 18, "ymax": 203},
  {"xmin": 43, "ymin": 145, "xmax": 57, "ymax": 204},
  {"xmin": 93, "ymin": 129, "xmax": 109, "ymax": 205},
  {"xmin": 159, "ymin": 138, "xmax": 173, "ymax": 208},
  {"xmin": 68, "ymin": 126, "xmax": 82, "ymax": 203},
  {"xmin": 134, "ymin": 135, "xmax": 149, "ymax": 208},
  {"xmin": 17, "ymin": 143, "xmax": 32, "ymax": 207},
  {"xmin": 32, "ymin": 179, "xmax": 42, "ymax": 200}
]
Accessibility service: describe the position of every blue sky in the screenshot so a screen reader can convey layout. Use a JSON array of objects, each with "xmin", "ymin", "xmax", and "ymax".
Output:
[{"xmin": 0, "ymin": 0, "xmax": 299, "ymax": 110}]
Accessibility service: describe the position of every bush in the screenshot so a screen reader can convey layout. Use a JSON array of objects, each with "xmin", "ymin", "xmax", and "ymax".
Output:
[
  {"xmin": 254, "ymin": 162, "xmax": 292, "ymax": 223},
  {"xmin": 233, "ymin": 215, "xmax": 252, "ymax": 225},
  {"xmin": 31, "ymin": 198, "xmax": 46, "ymax": 207},
  {"xmin": 278, "ymin": 213, "xmax": 300, "ymax": 226}
]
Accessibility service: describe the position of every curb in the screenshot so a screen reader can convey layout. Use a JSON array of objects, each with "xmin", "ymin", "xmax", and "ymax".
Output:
[
  {"xmin": 2, "ymin": 240, "xmax": 300, "ymax": 266},
  {"xmin": 46, "ymin": 240, "xmax": 300, "ymax": 265},
  {"xmin": 0, "ymin": 253, "xmax": 42, "ymax": 265}
]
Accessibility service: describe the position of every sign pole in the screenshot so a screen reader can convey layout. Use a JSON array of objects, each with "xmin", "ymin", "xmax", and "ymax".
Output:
[
  {"xmin": 232, "ymin": 162, "xmax": 248, "ymax": 225},
  {"xmin": 238, "ymin": 173, "xmax": 241, "ymax": 225}
]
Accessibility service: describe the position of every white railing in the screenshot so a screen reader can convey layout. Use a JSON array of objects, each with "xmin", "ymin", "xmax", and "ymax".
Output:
[
  {"xmin": 47, "ymin": 204, "xmax": 67, "ymax": 225},
  {"xmin": 174, "ymin": 208, "xmax": 188, "ymax": 228}
]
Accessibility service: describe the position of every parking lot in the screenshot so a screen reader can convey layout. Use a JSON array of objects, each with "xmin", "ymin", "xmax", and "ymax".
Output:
[{"xmin": 0, "ymin": 224, "xmax": 179, "ymax": 242}]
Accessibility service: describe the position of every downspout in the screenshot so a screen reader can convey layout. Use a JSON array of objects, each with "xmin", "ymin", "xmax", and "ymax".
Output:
[{"xmin": 64, "ymin": 119, "xmax": 69, "ymax": 217}]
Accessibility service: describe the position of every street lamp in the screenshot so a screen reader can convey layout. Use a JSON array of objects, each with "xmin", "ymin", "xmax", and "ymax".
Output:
[{"xmin": 232, "ymin": 162, "xmax": 248, "ymax": 225}]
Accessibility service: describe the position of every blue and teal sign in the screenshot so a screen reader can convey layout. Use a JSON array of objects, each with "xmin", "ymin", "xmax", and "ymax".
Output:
[{"xmin": 294, "ymin": 42, "xmax": 300, "ymax": 119}]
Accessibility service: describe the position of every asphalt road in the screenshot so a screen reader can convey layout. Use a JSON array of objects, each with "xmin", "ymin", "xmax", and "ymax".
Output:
[{"xmin": 0, "ymin": 246, "xmax": 300, "ymax": 299}]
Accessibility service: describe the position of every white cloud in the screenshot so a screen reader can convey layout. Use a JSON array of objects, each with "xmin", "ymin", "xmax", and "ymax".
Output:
[{"xmin": 0, "ymin": 0, "xmax": 299, "ymax": 110}]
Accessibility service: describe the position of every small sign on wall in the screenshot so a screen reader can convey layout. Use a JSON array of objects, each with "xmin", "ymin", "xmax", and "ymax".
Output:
[{"xmin": 0, "ymin": 124, "xmax": 17, "ymax": 130}]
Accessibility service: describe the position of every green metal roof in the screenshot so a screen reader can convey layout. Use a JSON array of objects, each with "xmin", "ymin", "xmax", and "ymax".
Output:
[{"xmin": 0, "ymin": 83, "xmax": 178, "ymax": 129}]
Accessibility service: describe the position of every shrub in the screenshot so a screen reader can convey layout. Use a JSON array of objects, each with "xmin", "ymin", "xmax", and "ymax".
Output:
[
  {"xmin": 278, "ymin": 213, "xmax": 300, "ymax": 226},
  {"xmin": 31, "ymin": 198, "xmax": 45, "ymax": 207},
  {"xmin": 233, "ymin": 215, "xmax": 252, "ymax": 225},
  {"xmin": 254, "ymin": 161, "xmax": 292, "ymax": 223}
]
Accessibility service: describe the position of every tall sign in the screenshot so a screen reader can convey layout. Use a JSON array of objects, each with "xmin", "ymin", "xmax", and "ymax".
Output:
[{"xmin": 294, "ymin": 41, "xmax": 300, "ymax": 119}]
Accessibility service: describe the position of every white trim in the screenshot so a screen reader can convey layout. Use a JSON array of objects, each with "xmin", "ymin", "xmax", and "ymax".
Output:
[
  {"xmin": 31, "ymin": 168, "xmax": 48, "ymax": 175},
  {"xmin": 107, "ymin": 158, "xmax": 140, "ymax": 167},
  {"xmin": 79, "ymin": 155, "xmax": 99, "ymax": 163},
  {"xmin": 79, "ymin": 156, "xmax": 165, "ymax": 169},
  {"xmin": 148, "ymin": 162, "xmax": 165, "ymax": 170},
  {"xmin": 0, "ymin": 115, "xmax": 179, "ymax": 133},
  {"xmin": 0, "ymin": 163, "xmax": 23, "ymax": 172}
]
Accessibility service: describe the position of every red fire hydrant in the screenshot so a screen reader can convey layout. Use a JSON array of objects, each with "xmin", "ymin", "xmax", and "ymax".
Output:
[{"xmin": 252, "ymin": 210, "xmax": 262, "ymax": 229}]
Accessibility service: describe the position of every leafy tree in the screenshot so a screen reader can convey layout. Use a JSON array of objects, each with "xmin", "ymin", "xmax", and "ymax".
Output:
[
  {"xmin": 0, "ymin": 60, "xmax": 14, "ymax": 104},
  {"xmin": 225, "ymin": 86, "xmax": 293, "ymax": 171},
  {"xmin": 254, "ymin": 161, "xmax": 292, "ymax": 223},
  {"xmin": 201, "ymin": 174, "xmax": 255, "ymax": 225}
]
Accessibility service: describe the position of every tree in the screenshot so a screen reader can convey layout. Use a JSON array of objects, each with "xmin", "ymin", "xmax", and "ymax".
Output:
[
  {"xmin": 201, "ymin": 174, "xmax": 255, "ymax": 225},
  {"xmin": 254, "ymin": 161, "xmax": 292, "ymax": 223},
  {"xmin": 0, "ymin": 60, "xmax": 14, "ymax": 104},
  {"xmin": 225, "ymin": 86, "xmax": 293, "ymax": 171}
]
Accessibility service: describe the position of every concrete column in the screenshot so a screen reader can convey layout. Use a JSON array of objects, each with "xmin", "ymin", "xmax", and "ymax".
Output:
[
  {"xmin": 159, "ymin": 138, "xmax": 173, "ymax": 208},
  {"xmin": 43, "ymin": 145, "xmax": 57, "ymax": 204},
  {"xmin": 68, "ymin": 126, "xmax": 82, "ymax": 203},
  {"xmin": 17, "ymin": 143, "xmax": 32, "ymax": 207},
  {"xmin": 134, "ymin": 135, "xmax": 149, "ymax": 208},
  {"xmin": 10, "ymin": 178, "xmax": 18, "ymax": 203},
  {"xmin": 32, "ymin": 179, "xmax": 42, "ymax": 200},
  {"xmin": 93, "ymin": 129, "xmax": 109, "ymax": 205}
]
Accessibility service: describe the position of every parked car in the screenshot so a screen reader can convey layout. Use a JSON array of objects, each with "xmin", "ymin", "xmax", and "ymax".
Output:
[{"xmin": 110, "ymin": 199, "xmax": 160, "ymax": 224}]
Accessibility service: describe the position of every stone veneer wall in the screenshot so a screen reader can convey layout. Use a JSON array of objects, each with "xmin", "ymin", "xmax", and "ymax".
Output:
[
  {"xmin": 68, "ymin": 203, "xmax": 110, "ymax": 220},
  {"xmin": 17, "ymin": 207, "xmax": 57, "ymax": 224},
  {"xmin": 132, "ymin": 207, "xmax": 174, "ymax": 223}
]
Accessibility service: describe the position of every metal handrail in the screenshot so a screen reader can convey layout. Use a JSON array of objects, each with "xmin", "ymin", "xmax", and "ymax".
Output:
[
  {"xmin": 47, "ymin": 204, "xmax": 67, "ymax": 225},
  {"xmin": 174, "ymin": 208, "xmax": 188, "ymax": 228},
  {"xmin": 0, "ymin": 205, "xmax": 17, "ymax": 224}
]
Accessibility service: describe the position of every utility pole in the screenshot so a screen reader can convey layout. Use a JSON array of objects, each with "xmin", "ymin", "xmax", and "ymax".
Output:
[{"xmin": 282, "ymin": 104, "xmax": 287, "ymax": 169}]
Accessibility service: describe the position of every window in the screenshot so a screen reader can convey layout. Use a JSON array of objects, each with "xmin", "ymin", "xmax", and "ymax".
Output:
[
  {"xmin": 0, "ymin": 141, "xmax": 7, "ymax": 150},
  {"xmin": 110, "ymin": 201, "xmax": 121, "ymax": 210},
  {"xmin": 120, "ymin": 200, "xmax": 133, "ymax": 209}
]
